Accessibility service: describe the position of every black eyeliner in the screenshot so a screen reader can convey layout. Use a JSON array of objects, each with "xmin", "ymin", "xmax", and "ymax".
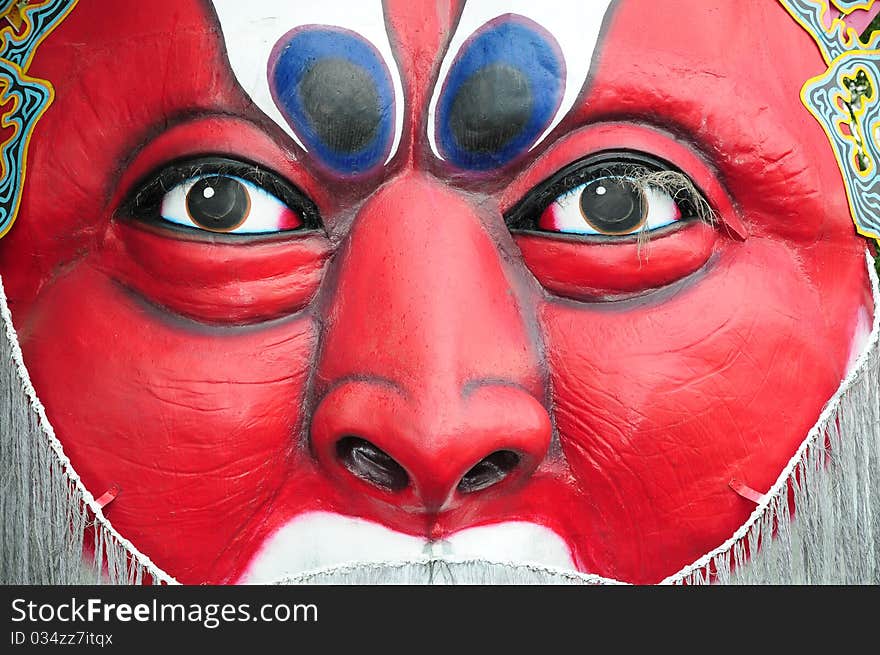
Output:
[{"xmin": 119, "ymin": 156, "xmax": 322, "ymax": 230}]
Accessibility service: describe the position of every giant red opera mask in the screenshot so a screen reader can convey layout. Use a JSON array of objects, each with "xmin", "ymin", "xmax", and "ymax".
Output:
[{"xmin": 0, "ymin": 0, "xmax": 877, "ymax": 585}]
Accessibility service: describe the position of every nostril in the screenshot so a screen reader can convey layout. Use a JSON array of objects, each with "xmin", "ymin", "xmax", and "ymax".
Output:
[
  {"xmin": 335, "ymin": 436, "xmax": 410, "ymax": 492},
  {"xmin": 457, "ymin": 450, "xmax": 521, "ymax": 494}
]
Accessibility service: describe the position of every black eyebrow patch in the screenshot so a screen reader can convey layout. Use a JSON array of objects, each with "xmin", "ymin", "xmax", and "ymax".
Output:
[
  {"xmin": 433, "ymin": 16, "xmax": 564, "ymax": 171},
  {"xmin": 298, "ymin": 57, "xmax": 382, "ymax": 155},
  {"xmin": 448, "ymin": 64, "xmax": 533, "ymax": 155},
  {"xmin": 269, "ymin": 27, "xmax": 395, "ymax": 174}
]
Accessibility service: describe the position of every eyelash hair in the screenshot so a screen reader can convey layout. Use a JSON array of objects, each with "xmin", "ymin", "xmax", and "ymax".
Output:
[
  {"xmin": 505, "ymin": 155, "xmax": 717, "ymax": 244},
  {"xmin": 623, "ymin": 168, "xmax": 717, "ymax": 252}
]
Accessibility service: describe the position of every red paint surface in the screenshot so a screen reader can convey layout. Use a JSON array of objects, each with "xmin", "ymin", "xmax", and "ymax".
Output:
[{"xmin": 0, "ymin": 0, "xmax": 874, "ymax": 584}]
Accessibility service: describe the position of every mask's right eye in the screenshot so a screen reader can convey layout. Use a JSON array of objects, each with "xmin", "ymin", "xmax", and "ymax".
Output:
[{"xmin": 122, "ymin": 157, "xmax": 321, "ymax": 236}]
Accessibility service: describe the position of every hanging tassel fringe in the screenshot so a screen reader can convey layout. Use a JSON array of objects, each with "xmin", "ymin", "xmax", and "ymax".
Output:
[{"xmin": 0, "ymin": 275, "xmax": 175, "ymax": 585}]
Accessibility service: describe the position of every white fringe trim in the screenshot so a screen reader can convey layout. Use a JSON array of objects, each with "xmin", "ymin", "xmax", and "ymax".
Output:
[{"xmin": 266, "ymin": 559, "xmax": 626, "ymax": 585}]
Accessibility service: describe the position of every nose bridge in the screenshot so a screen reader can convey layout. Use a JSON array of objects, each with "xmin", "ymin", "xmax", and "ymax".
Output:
[
  {"xmin": 316, "ymin": 173, "xmax": 542, "ymax": 401},
  {"xmin": 311, "ymin": 173, "xmax": 549, "ymax": 510}
]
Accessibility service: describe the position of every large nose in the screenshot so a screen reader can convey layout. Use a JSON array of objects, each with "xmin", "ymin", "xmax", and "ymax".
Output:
[{"xmin": 310, "ymin": 173, "xmax": 550, "ymax": 512}]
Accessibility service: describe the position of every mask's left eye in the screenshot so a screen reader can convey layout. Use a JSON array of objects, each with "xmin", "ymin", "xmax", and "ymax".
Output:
[
  {"xmin": 538, "ymin": 175, "xmax": 681, "ymax": 236},
  {"xmin": 121, "ymin": 157, "xmax": 320, "ymax": 235},
  {"xmin": 506, "ymin": 152, "xmax": 710, "ymax": 240}
]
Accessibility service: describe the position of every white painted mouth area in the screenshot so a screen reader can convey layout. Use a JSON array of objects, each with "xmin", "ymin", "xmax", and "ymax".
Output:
[{"xmin": 238, "ymin": 511, "xmax": 577, "ymax": 584}]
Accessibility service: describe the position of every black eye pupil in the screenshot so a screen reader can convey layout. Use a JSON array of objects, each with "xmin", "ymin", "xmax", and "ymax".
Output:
[
  {"xmin": 579, "ymin": 178, "xmax": 645, "ymax": 234},
  {"xmin": 186, "ymin": 176, "xmax": 251, "ymax": 231}
]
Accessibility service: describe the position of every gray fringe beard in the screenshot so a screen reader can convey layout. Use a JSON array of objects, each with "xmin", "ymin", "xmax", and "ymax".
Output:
[{"xmin": 2, "ymin": 252, "xmax": 879, "ymax": 585}]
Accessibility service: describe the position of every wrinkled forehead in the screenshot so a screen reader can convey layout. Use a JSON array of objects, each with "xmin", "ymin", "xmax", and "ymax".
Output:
[
  {"xmin": 205, "ymin": 0, "xmax": 812, "ymax": 91},
  {"xmin": 209, "ymin": 0, "xmax": 613, "ymax": 169},
  {"xmin": 199, "ymin": 0, "xmax": 826, "ymax": 175},
  {"xmin": 32, "ymin": 1, "xmax": 828, "ymax": 153}
]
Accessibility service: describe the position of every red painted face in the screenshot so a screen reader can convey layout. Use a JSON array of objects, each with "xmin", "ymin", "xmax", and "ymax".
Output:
[{"xmin": 0, "ymin": 0, "xmax": 874, "ymax": 584}]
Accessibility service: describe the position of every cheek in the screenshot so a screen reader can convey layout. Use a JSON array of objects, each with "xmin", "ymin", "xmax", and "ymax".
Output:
[
  {"xmin": 19, "ymin": 263, "xmax": 318, "ymax": 583},
  {"xmin": 544, "ymin": 240, "xmax": 858, "ymax": 583}
]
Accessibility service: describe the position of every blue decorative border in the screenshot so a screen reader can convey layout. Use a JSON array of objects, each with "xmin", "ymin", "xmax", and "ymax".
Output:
[
  {"xmin": 780, "ymin": 0, "xmax": 880, "ymax": 239},
  {"xmin": 0, "ymin": 0, "xmax": 77, "ymax": 239}
]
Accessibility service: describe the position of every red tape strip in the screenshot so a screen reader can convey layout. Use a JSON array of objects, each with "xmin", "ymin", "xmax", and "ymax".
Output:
[
  {"xmin": 729, "ymin": 478, "xmax": 764, "ymax": 505},
  {"xmin": 94, "ymin": 484, "xmax": 120, "ymax": 509}
]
